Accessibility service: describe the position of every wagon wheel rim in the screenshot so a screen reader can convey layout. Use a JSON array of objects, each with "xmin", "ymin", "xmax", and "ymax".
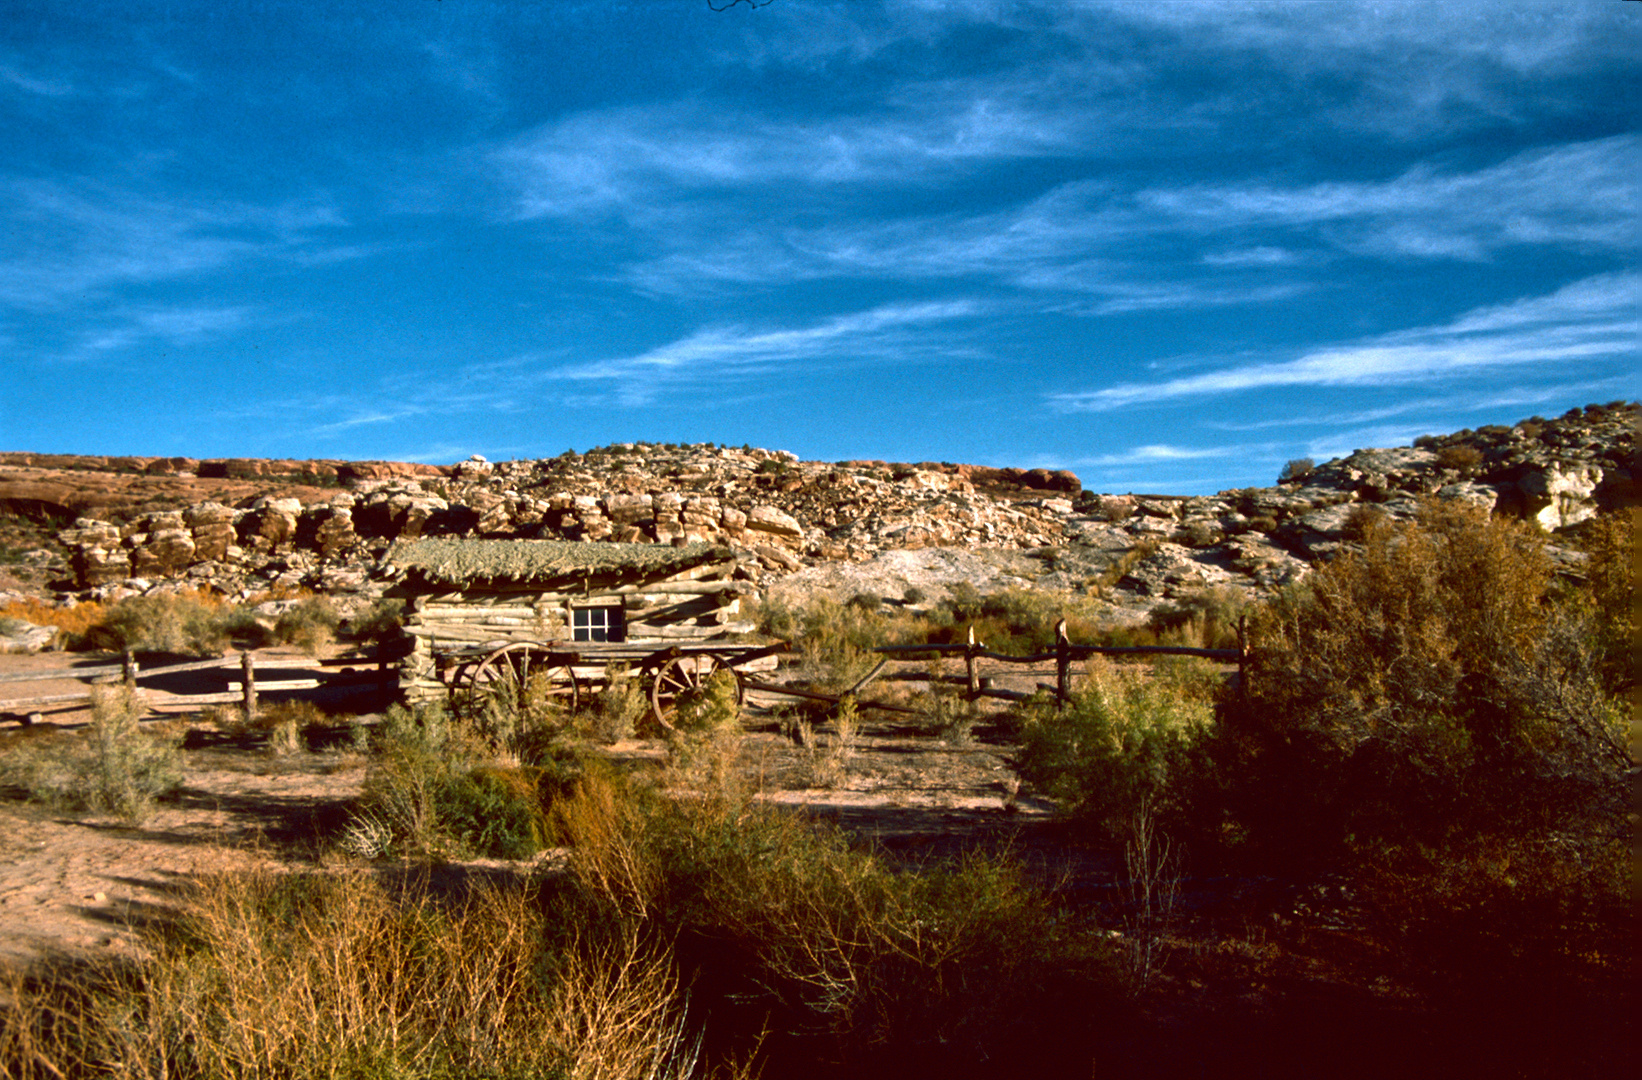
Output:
[
  {"xmin": 469, "ymin": 643, "xmax": 580, "ymax": 715},
  {"xmin": 648, "ymin": 654, "xmax": 742, "ymax": 731}
]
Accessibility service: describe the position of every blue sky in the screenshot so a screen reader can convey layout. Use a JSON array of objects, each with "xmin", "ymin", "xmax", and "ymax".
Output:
[{"xmin": 1, "ymin": 1, "xmax": 1636, "ymax": 494}]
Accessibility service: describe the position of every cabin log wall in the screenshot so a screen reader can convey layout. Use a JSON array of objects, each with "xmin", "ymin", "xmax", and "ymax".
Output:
[{"xmin": 395, "ymin": 558, "xmax": 753, "ymax": 699}]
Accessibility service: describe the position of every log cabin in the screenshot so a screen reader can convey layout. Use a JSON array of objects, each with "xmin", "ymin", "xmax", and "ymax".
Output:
[{"xmin": 383, "ymin": 538, "xmax": 755, "ymax": 700}]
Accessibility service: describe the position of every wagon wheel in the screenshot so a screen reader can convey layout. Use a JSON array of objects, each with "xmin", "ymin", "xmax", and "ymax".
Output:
[
  {"xmin": 466, "ymin": 642, "xmax": 580, "ymax": 715},
  {"xmin": 647, "ymin": 654, "xmax": 743, "ymax": 731}
]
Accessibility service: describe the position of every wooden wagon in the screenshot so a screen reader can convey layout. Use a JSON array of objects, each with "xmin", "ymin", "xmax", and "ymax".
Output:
[{"xmin": 437, "ymin": 638, "xmax": 785, "ymax": 729}]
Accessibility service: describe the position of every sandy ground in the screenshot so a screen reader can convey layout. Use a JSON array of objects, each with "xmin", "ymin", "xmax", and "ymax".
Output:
[{"xmin": 0, "ymin": 648, "xmax": 1085, "ymax": 972}]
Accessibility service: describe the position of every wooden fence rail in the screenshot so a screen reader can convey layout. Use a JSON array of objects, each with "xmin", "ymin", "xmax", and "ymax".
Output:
[
  {"xmin": 875, "ymin": 618, "xmax": 1248, "ymax": 709},
  {"xmin": 0, "ymin": 650, "xmax": 393, "ymax": 722}
]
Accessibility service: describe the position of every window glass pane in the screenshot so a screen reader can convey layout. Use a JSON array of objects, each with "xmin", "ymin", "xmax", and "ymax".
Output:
[{"xmin": 572, "ymin": 607, "xmax": 621, "ymax": 643}]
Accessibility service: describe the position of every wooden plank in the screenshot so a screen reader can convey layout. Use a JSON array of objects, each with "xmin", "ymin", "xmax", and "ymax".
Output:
[
  {"xmin": 871, "ymin": 642, "xmax": 1238, "ymax": 662},
  {"xmin": 143, "ymin": 690, "xmax": 247, "ymax": 706},
  {"xmin": 739, "ymin": 679, "xmax": 921, "ymax": 716},
  {"xmin": 0, "ymin": 665, "xmax": 124, "ymax": 684},
  {"xmin": 0, "ymin": 691, "xmax": 95, "ymax": 709},
  {"xmin": 228, "ymin": 679, "xmax": 322, "ymax": 692},
  {"xmin": 847, "ymin": 659, "xmax": 890, "ymax": 695}
]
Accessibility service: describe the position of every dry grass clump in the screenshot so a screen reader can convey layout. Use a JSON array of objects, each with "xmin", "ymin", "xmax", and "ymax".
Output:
[
  {"xmin": 1143, "ymin": 586, "xmax": 1248, "ymax": 651},
  {"xmin": 0, "ymin": 870, "xmax": 722, "ymax": 1080}
]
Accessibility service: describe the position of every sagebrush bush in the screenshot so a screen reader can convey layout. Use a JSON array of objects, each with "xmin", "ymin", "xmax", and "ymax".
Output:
[
  {"xmin": 347, "ymin": 596, "xmax": 405, "ymax": 645},
  {"xmin": 592, "ymin": 662, "xmax": 648, "ymax": 742},
  {"xmin": 1013, "ymin": 659, "xmax": 1215, "ymax": 839},
  {"xmin": 1279, "ymin": 457, "xmax": 1315, "ymax": 483},
  {"xmin": 1435, "ymin": 444, "xmax": 1485, "ymax": 473},
  {"xmin": 1220, "ymin": 499, "xmax": 1627, "ymax": 865},
  {"xmin": 83, "ymin": 591, "xmax": 236, "ymax": 656},
  {"xmin": 0, "ymin": 686, "xmax": 183, "ymax": 819},
  {"xmin": 273, "ymin": 595, "xmax": 339, "ymax": 656}
]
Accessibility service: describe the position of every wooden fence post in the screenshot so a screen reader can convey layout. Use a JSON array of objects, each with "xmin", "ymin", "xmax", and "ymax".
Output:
[
  {"xmin": 122, "ymin": 649, "xmax": 138, "ymax": 691},
  {"xmin": 1055, "ymin": 618, "xmax": 1070, "ymax": 710},
  {"xmin": 241, "ymin": 651, "xmax": 257, "ymax": 722},
  {"xmin": 1237, "ymin": 614, "xmax": 1250, "ymax": 704},
  {"xmin": 965, "ymin": 626, "xmax": 980, "ymax": 698}
]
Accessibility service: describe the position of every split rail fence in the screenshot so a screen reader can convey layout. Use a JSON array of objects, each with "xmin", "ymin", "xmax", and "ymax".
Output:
[
  {"xmin": 744, "ymin": 619, "xmax": 1247, "ymax": 718},
  {"xmin": 0, "ymin": 650, "xmax": 394, "ymax": 723}
]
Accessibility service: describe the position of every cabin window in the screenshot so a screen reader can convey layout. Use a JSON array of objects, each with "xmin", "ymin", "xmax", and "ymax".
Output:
[{"xmin": 572, "ymin": 605, "xmax": 624, "ymax": 643}]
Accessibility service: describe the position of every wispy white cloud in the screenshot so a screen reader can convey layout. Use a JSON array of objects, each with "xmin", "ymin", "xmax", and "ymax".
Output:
[
  {"xmin": 551, "ymin": 300, "xmax": 987, "ymax": 406},
  {"xmin": 1136, "ymin": 135, "xmax": 1639, "ymax": 260},
  {"xmin": 0, "ymin": 178, "xmax": 352, "ymax": 310},
  {"xmin": 0, "ymin": 61, "xmax": 74, "ymax": 97},
  {"xmin": 620, "ymin": 134, "xmax": 1635, "ymax": 307},
  {"xmin": 72, "ymin": 304, "xmax": 252, "ymax": 357},
  {"xmin": 1069, "ymin": 444, "xmax": 1234, "ymax": 468},
  {"xmin": 307, "ymin": 408, "xmax": 430, "ymax": 439},
  {"xmin": 1051, "ymin": 272, "xmax": 1639, "ymax": 411},
  {"xmin": 493, "ymin": 96, "xmax": 1077, "ymax": 220}
]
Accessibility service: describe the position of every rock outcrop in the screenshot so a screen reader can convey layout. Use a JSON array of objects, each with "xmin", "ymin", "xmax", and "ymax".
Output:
[{"xmin": 5, "ymin": 401, "xmax": 1632, "ymax": 619}]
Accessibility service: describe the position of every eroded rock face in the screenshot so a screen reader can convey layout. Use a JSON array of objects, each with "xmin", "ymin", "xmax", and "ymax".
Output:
[
  {"xmin": 1518, "ymin": 463, "xmax": 1604, "ymax": 530},
  {"xmin": 34, "ymin": 404, "xmax": 1637, "ymax": 617}
]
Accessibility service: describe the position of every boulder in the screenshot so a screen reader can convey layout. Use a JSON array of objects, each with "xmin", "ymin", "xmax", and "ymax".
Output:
[
  {"xmin": 746, "ymin": 505, "xmax": 805, "ymax": 545},
  {"xmin": 1517, "ymin": 463, "xmax": 1603, "ymax": 530},
  {"xmin": 0, "ymin": 618, "xmax": 58, "ymax": 654}
]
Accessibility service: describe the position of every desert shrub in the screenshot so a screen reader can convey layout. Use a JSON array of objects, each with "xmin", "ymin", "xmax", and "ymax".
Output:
[
  {"xmin": 1175, "ymin": 519, "xmax": 1220, "ymax": 548},
  {"xmin": 930, "ymin": 585, "xmax": 1104, "ymax": 654},
  {"xmin": 763, "ymin": 595, "xmax": 903, "ymax": 693},
  {"xmin": 1218, "ymin": 500, "xmax": 1628, "ymax": 867},
  {"xmin": 914, "ymin": 678, "xmax": 979, "ymax": 745},
  {"xmin": 1091, "ymin": 537, "xmax": 1163, "ymax": 597},
  {"xmin": 1566, "ymin": 509, "xmax": 1635, "ymax": 695},
  {"xmin": 1144, "ymin": 587, "xmax": 1248, "ymax": 650},
  {"xmin": 437, "ymin": 764, "xmax": 551, "ymax": 859},
  {"xmin": 351, "ymin": 699, "xmax": 556, "ymax": 859},
  {"xmin": 550, "ymin": 768, "xmax": 1119, "ymax": 1074},
  {"xmin": 240, "ymin": 700, "xmax": 329, "ymax": 755},
  {"xmin": 1091, "ymin": 495, "xmax": 1136, "ymax": 522},
  {"xmin": 1339, "ymin": 501, "xmax": 1387, "ymax": 542},
  {"xmin": 1013, "ymin": 660, "xmax": 1215, "ymax": 840},
  {"xmin": 273, "ymin": 595, "xmax": 339, "ymax": 656},
  {"xmin": 83, "ymin": 591, "xmax": 235, "ymax": 656},
  {"xmin": 346, "ymin": 596, "xmax": 404, "ymax": 645},
  {"xmin": 666, "ymin": 669, "xmax": 744, "ymax": 792},
  {"xmin": 1278, "ymin": 457, "xmax": 1315, "ymax": 483},
  {"xmin": 1, "ymin": 686, "xmax": 183, "ymax": 819},
  {"xmin": 591, "ymin": 662, "xmax": 648, "ymax": 742},
  {"xmin": 1435, "ymin": 444, "xmax": 1484, "ymax": 473}
]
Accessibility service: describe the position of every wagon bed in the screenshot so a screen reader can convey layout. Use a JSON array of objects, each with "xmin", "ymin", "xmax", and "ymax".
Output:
[{"xmin": 435, "ymin": 638, "xmax": 787, "ymax": 730}]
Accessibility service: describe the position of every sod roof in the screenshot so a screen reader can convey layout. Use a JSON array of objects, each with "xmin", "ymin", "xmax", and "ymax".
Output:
[{"xmin": 385, "ymin": 538, "xmax": 735, "ymax": 590}]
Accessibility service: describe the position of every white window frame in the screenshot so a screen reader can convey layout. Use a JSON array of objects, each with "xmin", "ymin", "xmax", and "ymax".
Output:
[{"xmin": 571, "ymin": 605, "xmax": 624, "ymax": 643}]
